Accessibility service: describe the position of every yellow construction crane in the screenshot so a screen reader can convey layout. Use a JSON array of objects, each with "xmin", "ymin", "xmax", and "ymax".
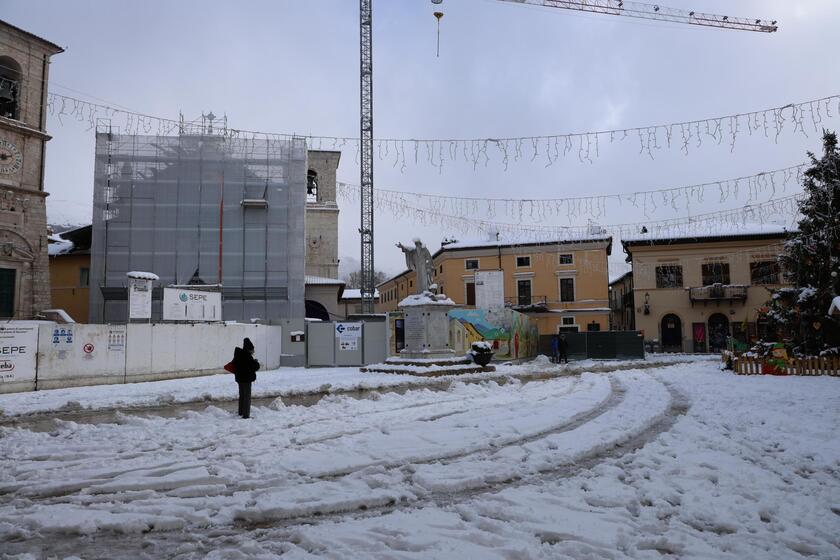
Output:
[
  {"xmin": 356, "ymin": 1, "xmax": 777, "ymax": 313},
  {"xmin": 493, "ymin": 0, "xmax": 777, "ymax": 33}
]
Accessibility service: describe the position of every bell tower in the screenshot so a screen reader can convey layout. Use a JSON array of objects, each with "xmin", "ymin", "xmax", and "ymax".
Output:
[
  {"xmin": 0, "ymin": 20, "xmax": 63, "ymax": 318},
  {"xmin": 305, "ymin": 150, "xmax": 340, "ymax": 279}
]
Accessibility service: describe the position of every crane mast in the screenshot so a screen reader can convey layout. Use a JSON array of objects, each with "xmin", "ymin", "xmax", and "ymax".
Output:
[
  {"xmin": 495, "ymin": 1, "xmax": 777, "ymax": 32},
  {"xmin": 360, "ymin": 0, "xmax": 375, "ymax": 313}
]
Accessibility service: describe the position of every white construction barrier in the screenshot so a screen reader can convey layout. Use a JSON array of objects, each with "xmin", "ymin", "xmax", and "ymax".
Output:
[
  {"xmin": 0, "ymin": 321, "xmax": 282, "ymax": 393},
  {"xmin": 36, "ymin": 324, "xmax": 128, "ymax": 389}
]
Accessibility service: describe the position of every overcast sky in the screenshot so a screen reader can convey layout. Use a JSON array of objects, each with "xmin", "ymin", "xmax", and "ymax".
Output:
[{"xmin": 5, "ymin": 0, "xmax": 840, "ymax": 277}]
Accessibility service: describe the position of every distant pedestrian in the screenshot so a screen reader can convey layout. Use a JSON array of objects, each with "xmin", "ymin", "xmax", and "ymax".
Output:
[
  {"xmin": 558, "ymin": 333, "xmax": 569, "ymax": 364},
  {"xmin": 550, "ymin": 334, "xmax": 560, "ymax": 363},
  {"xmin": 232, "ymin": 337, "xmax": 260, "ymax": 419}
]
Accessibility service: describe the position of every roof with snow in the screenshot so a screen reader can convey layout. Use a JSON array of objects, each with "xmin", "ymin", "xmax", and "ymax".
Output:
[
  {"xmin": 434, "ymin": 235, "xmax": 612, "ymax": 258},
  {"xmin": 305, "ymin": 276, "xmax": 345, "ymax": 286},
  {"xmin": 341, "ymin": 289, "xmax": 380, "ymax": 301},
  {"xmin": 829, "ymin": 296, "xmax": 840, "ymax": 316},
  {"xmin": 609, "ymin": 270, "xmax": 633, "ymax": 285},
  {"xmin": 47, "ymin": 235, "xmax": 74, "ymax": 256},
  {"xmin": 47, "ymin": 224, "xmax": 92, "ymax": 257},
  {"xmin": 622, "ymin": 223, "xmax": 791, "ymax": 246}
]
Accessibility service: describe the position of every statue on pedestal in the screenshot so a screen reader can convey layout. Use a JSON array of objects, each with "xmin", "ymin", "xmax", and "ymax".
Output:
[{"xmin": 396, "ymin": 239, "xmax": 434, "ymax": 294}]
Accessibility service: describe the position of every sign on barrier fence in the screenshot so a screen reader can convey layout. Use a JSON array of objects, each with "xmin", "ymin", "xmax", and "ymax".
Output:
[
  {"xmin": 162, "ymin": 288, "xmax": 222, "ymax": 322},
  {"xmin": 0, "ymin": 324, "xmax": 38, "ymax": 385}
]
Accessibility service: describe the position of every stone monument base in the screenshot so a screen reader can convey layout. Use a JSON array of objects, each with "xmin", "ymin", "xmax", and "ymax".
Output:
[{"xmin": 397, "ymin": 291, "xmax": 457, "ymax": 360}]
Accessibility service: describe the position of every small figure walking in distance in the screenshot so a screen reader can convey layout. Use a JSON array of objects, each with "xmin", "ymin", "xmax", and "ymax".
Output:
[
  {"xmin": 551, "ymin": 333, "xmax": 560, "ymax": 363},
  {"xmin": 558, "ymin": 333, "xmax": 569, "ymax": 364}
]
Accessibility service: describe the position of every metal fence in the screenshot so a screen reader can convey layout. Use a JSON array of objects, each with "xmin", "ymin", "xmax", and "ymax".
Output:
[
  {"xmin": 539, "ymin": 331, "xmax": 645, "ymax": 360},
  {"xmin": 306, "ymin": 320, "xmax": 388, "ymax": 367}
]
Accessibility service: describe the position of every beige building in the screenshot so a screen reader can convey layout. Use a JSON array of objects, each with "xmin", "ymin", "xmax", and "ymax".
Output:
[
  {"xmin": 0, "ymin": 20, "xmax": 62, "ymax": 318},
  {"xmin": 377, "ymin": 236, "xmax": 613, "ymax": 335},
  {"xmin": 622, "ymin": 226, "xmax": 789, "ymax": 353}
]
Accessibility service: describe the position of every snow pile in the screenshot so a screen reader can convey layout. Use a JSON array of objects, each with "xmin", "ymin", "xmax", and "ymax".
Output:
[
  {"xmin": 126, "ymin": 271, "xmax": 159, "ymax": 281},
  {"xmin": 398, "ymin": 291, "xmax": 455, "ymax": 307}
]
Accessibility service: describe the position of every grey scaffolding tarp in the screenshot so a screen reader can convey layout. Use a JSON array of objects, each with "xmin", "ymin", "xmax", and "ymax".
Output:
[{"xmin": 90, "ymin": 130, "xmax": 307, "ymax": 323}]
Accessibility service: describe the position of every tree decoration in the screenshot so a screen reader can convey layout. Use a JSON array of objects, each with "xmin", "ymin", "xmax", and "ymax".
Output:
[{"xmin": 766, "ymin": 131, "xmax": 840, "ymax": 355}]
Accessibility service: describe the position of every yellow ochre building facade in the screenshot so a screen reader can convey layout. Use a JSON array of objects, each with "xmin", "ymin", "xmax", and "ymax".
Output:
[{"xmin": 377, "ymin": 236, "xmax": 613, "ymax": 336}]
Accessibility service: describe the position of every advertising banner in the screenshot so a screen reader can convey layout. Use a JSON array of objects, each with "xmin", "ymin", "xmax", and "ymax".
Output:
[
  {"xmin": 163, "ymin": 288, "xmax": 222, "ymax": 322},
  {"xmin": 0, "ymin": 324, "xmax": 38, "ymax": 384}
]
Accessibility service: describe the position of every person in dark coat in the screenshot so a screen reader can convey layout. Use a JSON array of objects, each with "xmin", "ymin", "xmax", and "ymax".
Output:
[
  {"xmin": 558, "ymin": 333, "xmax": 569, "ymax": 364},
  {"xmin": 233, "ymin": 337, "xmax": 260, "ymax": 418},
  {"xmin": 550, "ymin": 334, "xmax": 560, "ymax": 363}
]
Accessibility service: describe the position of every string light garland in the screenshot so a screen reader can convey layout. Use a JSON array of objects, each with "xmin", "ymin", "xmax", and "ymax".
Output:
[
  {"xmin": 337, "ymin": 163, "xmax": 805, "ymax": 224},
  {"xmin": 338, "ymin": 178, "xmax": 802, "ymax": 244},
  {"xmin": 32, "ymin": 88, "xmax": 840, "ymax": 170}
]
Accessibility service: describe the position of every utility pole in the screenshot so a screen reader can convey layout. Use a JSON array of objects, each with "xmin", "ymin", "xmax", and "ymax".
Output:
[{"xmin": 359, "ymin": 0, "xmax": 375, "ymax": 313}]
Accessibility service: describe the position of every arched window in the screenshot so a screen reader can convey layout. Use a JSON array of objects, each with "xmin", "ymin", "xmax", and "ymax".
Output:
[
  {"xmin": 0, "ymin": 56, "xmax": 22, "ymax": 120},
  {"xmin": 306, "ymin": 169, "xmax": 318, "ymax": 202}
]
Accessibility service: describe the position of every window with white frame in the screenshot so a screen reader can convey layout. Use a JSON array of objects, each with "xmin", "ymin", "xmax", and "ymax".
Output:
[
  {"xmin": 516, "ymin": 255, "xmax": 531, "ymax": 267},
  {"xmin": 558, "ymin": 253, "xmax": 573, "ymax": 265},
  {"xmin": 465, "ymin": 259, "xmax": 479, "ymax": 270},
  {"xmin": 559, "ymin": 277, "xmax": 575, "ymax": 302},
  {"xmin": 561, "ymin": 316, "xmax": 575, "ymax": 325}
]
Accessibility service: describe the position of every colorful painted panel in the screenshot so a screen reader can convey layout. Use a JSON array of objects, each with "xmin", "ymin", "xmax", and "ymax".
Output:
[{"xmin": 448, "ymin": 308, "xmax": 539, "ymax": 360}]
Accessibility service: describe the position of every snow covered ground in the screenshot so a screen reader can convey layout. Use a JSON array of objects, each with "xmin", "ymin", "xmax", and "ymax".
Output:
[
  {"xmin": 1, "ymin": 358, "xmax": 838, "ymax": 559},
  {"xmin": 0, "ymin": 355, "xmax": 699, "ymax": 418}
]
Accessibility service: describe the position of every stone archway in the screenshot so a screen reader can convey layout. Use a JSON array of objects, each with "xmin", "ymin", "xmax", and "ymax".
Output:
[{"xmin": 305, "ymin": 299, "xmax": 330, "ymax": 322}]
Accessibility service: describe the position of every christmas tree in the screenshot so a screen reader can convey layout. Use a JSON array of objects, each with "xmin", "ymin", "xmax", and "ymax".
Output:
[{"xmin": 767, "ymin": 131, "xmax": 840, "ymax": 355}]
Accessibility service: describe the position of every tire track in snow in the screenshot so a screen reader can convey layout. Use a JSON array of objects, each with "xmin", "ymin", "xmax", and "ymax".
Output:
[
  {"xmin": 0, "ymin": 377, "xmax": 584, "ymax": 505},
  {"xmin": 228, "ymin": 372, "xmax": 683, "ymax": 527}
]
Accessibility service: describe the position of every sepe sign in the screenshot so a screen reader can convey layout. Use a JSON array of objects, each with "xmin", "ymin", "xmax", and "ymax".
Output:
[
  {"xmin": 335, "ymin": 322, "xmax": 362, "ymax": 351},
  {"xmin": 162, "ymin": 288, "xmax": 222, "ymax": 322},
  {"xmin": 0, "ymin": 324, "xmax": 38, "ymax": 384}
]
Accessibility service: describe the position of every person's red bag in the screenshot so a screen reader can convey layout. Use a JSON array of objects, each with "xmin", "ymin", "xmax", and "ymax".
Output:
[{"xmin": 223, "ymin": 361, "xmax": 236, "ymax": 374}]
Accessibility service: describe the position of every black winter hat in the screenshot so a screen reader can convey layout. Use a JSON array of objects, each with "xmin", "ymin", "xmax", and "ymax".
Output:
[{"xmin": 243, "ymin": 337, "xmax": 254, "ymax": 351}]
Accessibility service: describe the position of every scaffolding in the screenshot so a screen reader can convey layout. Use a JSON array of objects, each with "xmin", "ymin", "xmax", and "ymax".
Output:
[{"xmin": 90, "ymin": 125, "xmax": 307, "ymax": 323}]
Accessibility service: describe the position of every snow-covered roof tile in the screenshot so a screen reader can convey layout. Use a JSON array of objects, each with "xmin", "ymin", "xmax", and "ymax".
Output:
[
  {"xmin": 341, "ymin": 288, "xmax": 380, "ymax": 300},
  {"xmin": 622, "ymin": 223, "xmax": 791, "ymax": 244},
  {"xmin": 305, "ymin": 275, "xmax": 345, "ymax": 286}
]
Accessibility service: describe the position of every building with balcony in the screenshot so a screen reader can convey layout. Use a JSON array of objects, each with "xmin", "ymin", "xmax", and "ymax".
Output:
[
  {"xmin": 622, "ymin": 225, "xmax": 790, "ymax": 353},
  {"xmin": 377, "ymin": 235, "xmax": 613, "ymax": 335}
]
